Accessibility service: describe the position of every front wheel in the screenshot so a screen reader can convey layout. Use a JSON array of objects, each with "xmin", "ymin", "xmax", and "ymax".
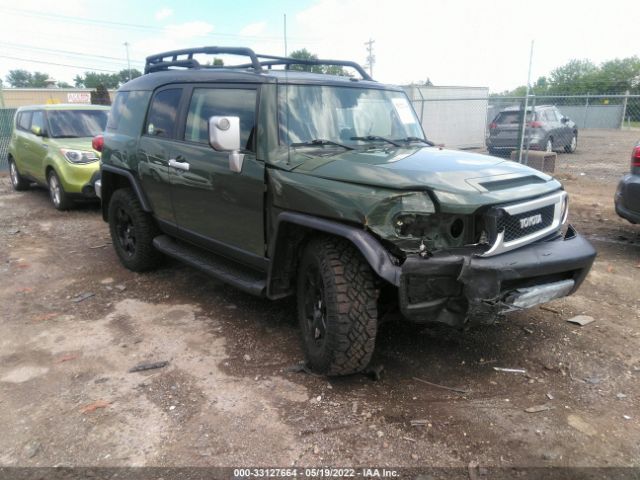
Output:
[
  {"xmin": 48, "ymin": 170, "xmax": 73, "ymax": 210},
  {"xmin": 565, "ymin": 134, "xmax": 577, "ymax": 153},
  {"xmin": 108, "ymin": 188, "xmax": 161, "ymax": 272},
  {"xmin": 296, "ymin": 237, "xmax": 379, "ymax": 376}
]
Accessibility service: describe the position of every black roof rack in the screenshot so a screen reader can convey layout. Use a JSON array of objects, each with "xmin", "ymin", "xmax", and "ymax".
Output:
[
  {"xmin": 144, "ymin": 46, "xmax": 373, "ymax": 81},
  {"xmin": 145, "ymin": 47, "xmax": 262, "ymax": 74}
]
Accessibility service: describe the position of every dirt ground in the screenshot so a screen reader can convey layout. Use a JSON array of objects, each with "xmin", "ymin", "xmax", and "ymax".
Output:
[{"xmin": 0, "ymin": 129, "xmax": 639, "ymax": 471}]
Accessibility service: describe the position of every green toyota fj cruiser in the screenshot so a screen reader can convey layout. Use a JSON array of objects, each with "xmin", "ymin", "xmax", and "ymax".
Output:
[{"xmin": 98, "ymin": 47, "xmax": 596, "ymax": 376}]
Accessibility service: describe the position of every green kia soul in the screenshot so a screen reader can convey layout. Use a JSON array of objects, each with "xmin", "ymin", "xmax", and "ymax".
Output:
[{"xmin": 8, "ymin": 104, "xmax": 110, "ymax": 210}]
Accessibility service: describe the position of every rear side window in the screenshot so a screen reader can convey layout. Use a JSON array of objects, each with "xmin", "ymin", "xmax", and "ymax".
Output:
[
  {"xmin": 107, "ymin": 90, "xmax": 151, "ymax": 135},
  {"xmin": 542, "ymin": 110, "xmax": 556, "ymax": 122},
  {"xmin": 145, "ymin": 88, "xmax": 183, "ymax": 138},
  {"xmin": 184, "ymin": 88, "xmax": 257, "ymax": 150},
  {"xmin": 31, "ymin": 111, "xmax": 45, "ymax": 132},
  {"xmin": 17, "ymin": 111, "xmax": 32, "ymax": 131}
]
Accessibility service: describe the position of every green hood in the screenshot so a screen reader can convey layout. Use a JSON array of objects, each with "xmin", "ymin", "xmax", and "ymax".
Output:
[
  {"xmin": 289, "ymin": 146, "xmax": 562, "ymax": 211},
  {"xmin": 292, "ymin": 146, "xmax": 550, "ymax": 192}
]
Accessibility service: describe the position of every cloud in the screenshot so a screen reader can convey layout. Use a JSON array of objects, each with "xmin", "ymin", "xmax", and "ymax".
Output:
[
  {"xmin": 240, "ymin": 22, "xmax": 267, "ymax": 37},
  {"xmin": 154, "ymin": 7, "xmax": 173, "ymax": 21},
  {"xmin": 164, "ymin": 21, "xmax": 214, "ymax": 40},
  {"xmin": 292, "ymin": 0, "xmax": 640, "ymax": 92}
]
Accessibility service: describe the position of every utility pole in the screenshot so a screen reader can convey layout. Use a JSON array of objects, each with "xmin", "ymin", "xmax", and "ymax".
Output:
[
  {"xmin": 517, "ymin": 40, "xmax": 534, "ymax": 164},
  {"xmin": 283, "ymin": 14, "xmax": 288, "ymax": 57},
  {"xmin": 123, "ymin": 41, "xmax": 131, "ymax": 81},
  {"xmin": 364, "ymin": 38, "xmax": 375, "ymax": 78}
]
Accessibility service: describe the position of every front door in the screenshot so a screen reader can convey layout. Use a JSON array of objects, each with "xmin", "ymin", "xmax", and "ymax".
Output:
[
  {"xmin": 170, "ymin": 85, "xmax": 265, "ymax": 263},
  {"xmin": 138, "ymin": 87, "xmax": 185, "ymax": 227}
]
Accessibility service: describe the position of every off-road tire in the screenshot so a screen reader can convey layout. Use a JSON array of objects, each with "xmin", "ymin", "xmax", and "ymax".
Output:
[
  {"xmin": 9, "ymin": 158, "xmax": 30, "ymax": 191},
  {"xmin": 47, "ymin": 170, "xmax": 73, "ymax": 210},
  {"xmin": 108, "ymin": 188, "xmax": 161, "ymax": 272},
  {"xmin": 296, "ymin": 237, "xmax": 378, "ymax": 376}
]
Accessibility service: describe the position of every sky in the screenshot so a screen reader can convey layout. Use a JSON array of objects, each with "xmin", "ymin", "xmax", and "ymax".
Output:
[{"xmin": 0, "ymin": 0, "xmax": 638, "ymax": 92}]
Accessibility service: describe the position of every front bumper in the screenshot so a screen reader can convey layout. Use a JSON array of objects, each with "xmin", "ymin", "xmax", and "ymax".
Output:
[{"xmin": 398, "ymin": 225, "xmax": 596, "ymax": 327}]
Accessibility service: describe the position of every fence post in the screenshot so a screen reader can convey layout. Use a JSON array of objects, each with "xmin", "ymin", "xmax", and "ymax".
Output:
[
  {"xmin": 583, "ymin": 94, "xmax": 589, "ymax": 129},
  {"xmin": 620, "ymin": 90, "xmax": 629, "ymax": 129}
]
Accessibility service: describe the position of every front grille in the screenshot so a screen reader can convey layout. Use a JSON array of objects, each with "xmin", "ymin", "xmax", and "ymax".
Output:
[{"xmin": 497, "ymin": 204, "xmax": 555, "ymax": 242}]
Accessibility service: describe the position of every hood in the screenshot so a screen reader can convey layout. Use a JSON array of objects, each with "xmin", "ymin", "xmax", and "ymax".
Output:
[{"xmin": 290, "ymin": 146, "xmax": 554, "ymax": 194}]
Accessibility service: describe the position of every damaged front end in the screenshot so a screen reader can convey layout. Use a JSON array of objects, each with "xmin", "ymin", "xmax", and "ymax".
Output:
[
  {"xmin": 398, "ymin": 225, "xmax": 595, "ymax": 328},
  {"xmin": 363, "ymin": 190, "xmax": 595, "ymax": 328}
]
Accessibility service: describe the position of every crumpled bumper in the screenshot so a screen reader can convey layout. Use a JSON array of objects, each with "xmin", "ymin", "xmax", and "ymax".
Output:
[{"xmin": 398, "ymin": 225, "xmax": 596, "ymax": 327}]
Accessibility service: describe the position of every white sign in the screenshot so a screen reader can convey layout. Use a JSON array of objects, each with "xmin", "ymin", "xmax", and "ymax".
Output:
[
  {"xmin": 67, "ymin": 92, "xmax": 91, "ymax": 104},
  {"xmin": 392, "ymin": 97, "xmax": 417, "ymax": 125}
]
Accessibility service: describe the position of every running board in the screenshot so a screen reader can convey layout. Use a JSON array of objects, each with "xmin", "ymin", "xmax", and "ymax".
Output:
[{"xmin": 152, "ymin": 235, "xmax": 266, "ymax": 296}]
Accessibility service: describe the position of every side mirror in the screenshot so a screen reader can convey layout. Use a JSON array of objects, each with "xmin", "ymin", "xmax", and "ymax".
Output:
[
  {"xmin": 31, "ymin": 125, "xmax": 43, "ymax": 136},
  {"xmin": 561, "ymin": 117, "xmax": 569, "ymax": 124},
  {"xmin": 208, "ymin": 116, "xmax": 244, "ymax": 173}
]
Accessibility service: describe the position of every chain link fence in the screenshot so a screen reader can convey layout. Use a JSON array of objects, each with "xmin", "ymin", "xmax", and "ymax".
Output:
[
  {"xmin": 0, "ymin": 108, "xmax": 16, "ymax": 171},
  {"xmin": 405, "ymin": 89, "xmax": 640, "ymax": 178}
]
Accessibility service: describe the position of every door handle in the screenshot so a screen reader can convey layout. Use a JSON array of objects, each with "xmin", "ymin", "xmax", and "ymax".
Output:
[{"xmin": 168, "ymin": 158, "xmax": 190, "ymax": 171}]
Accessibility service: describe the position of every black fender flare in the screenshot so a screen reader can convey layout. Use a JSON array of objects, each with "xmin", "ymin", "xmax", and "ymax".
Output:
[
  {"xmin": 100, "ymin": 164, "xmax": 152, "ymax": 219},
  {"xmin": 266, "ymin": 211, "xmax": 401, "ymax": 298}
]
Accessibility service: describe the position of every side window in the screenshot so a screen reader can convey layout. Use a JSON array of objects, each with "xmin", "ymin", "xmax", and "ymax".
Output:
[
  {"xmin": 145, "ymin": 88, "xmax": 183, "ymax": 138},
  {"xmin": 543, "ymin": 110, "xmax": 556, "ymax": 122},
  {"xmin": 31, "ymin": 111, "xmax": 45, "ymax": 133},
  {"xmin": 106, "ymin": 90, "xmax": 152, "ymax": 135},
  {"xmin": 184, "ymin": 88, "xmax": 257, "ymax": 150},
  {"xmin": 554, "ymin": 109, "xmax": 564, "ymax": 121},
  {"xmin": 17, "ymin": 111, "xmax": 33, "ymax": 131},
  {"xmin": 106, "ymin": 91, "xmax": 130, "ymax": 131}
]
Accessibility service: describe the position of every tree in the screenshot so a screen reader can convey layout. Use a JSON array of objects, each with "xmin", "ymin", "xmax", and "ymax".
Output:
[
  {"xmin": 117, "ymin": 68, "xmax": 142, "ymax": 85},
  {"xmin": 499, "ymin": 56, "xmax": 640, "ymax": 97},
  {"xmin": 289, "ymin": 48, "xmax": 348, "ymax": 76},
  {"xmin": 74, "ymin": 72, "xmax": 118, "ymax": 89},
  {"xmin": 57, "ymin": 81, "xmax": 72, "ymax": 88},
  {"xmin": 91, "ymin": 84, "xmax": 111, "ymax": 105},
  {"xmin": 75, "ymin": 69, "xmax": 141, "ymax": 89}
]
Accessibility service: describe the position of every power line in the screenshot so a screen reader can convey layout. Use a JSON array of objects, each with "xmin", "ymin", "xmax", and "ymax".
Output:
[
  {"xmin": 0, "ymin": 55, "xmax": 119, "ymax": 73},
  {"xmin": 0, "ymin": 41, "xmax": 144, "ymax": 64},
  {"xmin": 0, "ymin": 6, "xmax": 320, "ymax": 42}
]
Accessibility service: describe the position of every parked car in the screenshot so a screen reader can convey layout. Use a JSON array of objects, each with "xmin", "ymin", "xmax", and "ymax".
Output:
[
  {"xmin": 8, "ymin": 104, "xmax": 110, "ymax": 210},
  {"xmin": 99, "ymin": 47, "xmax": 596, "ymax": 376},
  {"xmin": 614, "ymin": 141, "xmax": 640, "ymax": 224},
  {"xmin": 487, "ymin": 105, "xmax": 578, "ymax": 155}
]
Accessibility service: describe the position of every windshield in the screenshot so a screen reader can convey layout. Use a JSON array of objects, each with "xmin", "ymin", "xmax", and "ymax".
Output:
[
  {"xmin": 279, "ymin": 85, "xmax": 424, "ymax": 147},
  {"xmin": 47, "ymin": 110, "xmax": 108, "ymax": 138}
]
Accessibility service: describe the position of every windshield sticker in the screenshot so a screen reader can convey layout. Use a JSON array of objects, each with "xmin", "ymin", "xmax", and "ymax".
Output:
[{"xmin": 392, "ymin": 97, "xmax": 417, "ymax": 125}]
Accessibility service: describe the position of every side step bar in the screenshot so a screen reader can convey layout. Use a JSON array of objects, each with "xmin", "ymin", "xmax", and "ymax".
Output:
[{"xmin": 152, "ymin": 235, "xmax": 267, "ymax": 297}]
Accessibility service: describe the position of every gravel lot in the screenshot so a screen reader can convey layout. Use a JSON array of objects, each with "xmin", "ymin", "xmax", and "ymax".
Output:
[{"xmin": 1, "ymin": 129, "xmax": 639, "ymax": 472}]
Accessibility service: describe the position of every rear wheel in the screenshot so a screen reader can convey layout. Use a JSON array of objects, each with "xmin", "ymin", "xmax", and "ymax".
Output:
[
  {"xmin": 108, "ymin": 188, "xmax": 161, "ymax": 272},
  {"xmin": 47, "ymin": 170, "xmax": 73, "ymax": 210},
  {"xmin": 296, "ymin": 237, "xmax": 379, "ymax": 376},
  {"xmin": 9, "ymin": 158, "xmax": 29, "ymax": 191},
  {"xmin": 565, "ymin": 134, "xmax": 577, "ymax": 153}
]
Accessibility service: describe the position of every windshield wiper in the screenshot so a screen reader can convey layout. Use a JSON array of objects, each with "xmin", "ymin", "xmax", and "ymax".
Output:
[
  {"xmin": 395, "ymin": 136, "xmax": 436, "ymax": 147},
  {"xmin": 290, "ymin": 139, "xmax": 354, "ymax": 150},
  {"xmin": 350, "ymin": 135, "xmax": 402, "ymax": 147}
]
